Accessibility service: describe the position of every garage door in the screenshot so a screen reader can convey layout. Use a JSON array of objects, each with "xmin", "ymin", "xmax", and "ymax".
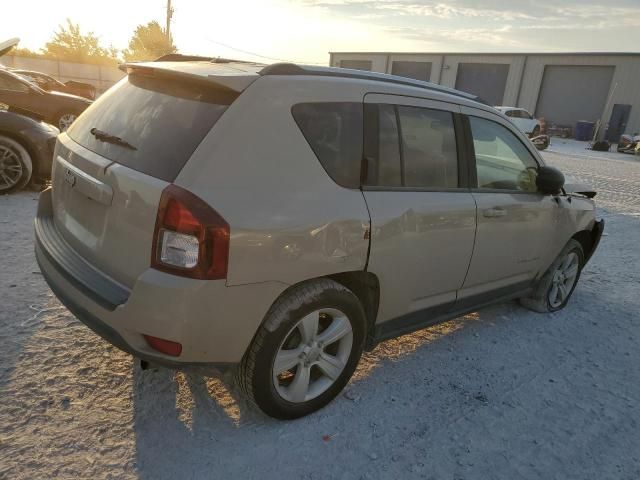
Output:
[
  {"xmin": 535, "ymin": 65, "xmax": 614, "ymax": 126},
  {"xmin": 391, "ymin": 61, "xmax": 432, "ymax": 81},
  {"xmin": 455, "ymin": 63, "xmax": 509, "ymax": 106}
]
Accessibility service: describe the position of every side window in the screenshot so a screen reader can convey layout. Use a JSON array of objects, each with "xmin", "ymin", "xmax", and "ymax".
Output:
[
  {"xmin": 504, "ymin": 110, "xmax": 515, "ymax": 117},
  {"xmin": 469, "ymin": 116, "xmax": 539, "ymax": 192},
  {"xmin": 522, "ymin": 110, "xmax": 533, "ymax": 120},
  {"xmin": 291, "ymin": 102, "xmax": 363, "ymax": 188},
  {"xmin": 397, "ymin": 106, "xmax": 458, "ymax": 188},
  {"xmin": 0, "ymin": 73, "xmax": 29, "ymax": 93}
]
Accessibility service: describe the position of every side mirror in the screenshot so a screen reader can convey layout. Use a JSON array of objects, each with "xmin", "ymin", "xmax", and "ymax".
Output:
[{"xmin": 536, "ymin": 166, "xmax": 565, "ymax": 194}]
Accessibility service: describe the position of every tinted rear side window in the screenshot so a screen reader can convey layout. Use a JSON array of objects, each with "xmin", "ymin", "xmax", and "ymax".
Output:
[
  {"xmin": 291, "ymin": 102, "xmax": 363, "ymax": 188},
  {"xmin": 397, "ymin": 106, "xmax": 458, "ymax": 188},
  {"xmin": 67, "ymin": 74, "xmax": 236, "ymax": 182},
  {"xmin": 363, "ymin": 103, "xmax": 458, "ymax": 189}
]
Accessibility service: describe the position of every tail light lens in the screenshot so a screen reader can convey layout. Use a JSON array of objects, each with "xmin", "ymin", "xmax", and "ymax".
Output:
[{"xmin": 151, "ymin": 185, "xmax": 229, "ymax": 279}]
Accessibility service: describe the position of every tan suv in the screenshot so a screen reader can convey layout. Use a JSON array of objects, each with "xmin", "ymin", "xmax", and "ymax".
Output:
[{"xmin": 35, "ymin": 61, "xmax": 604, "ymax": 419}]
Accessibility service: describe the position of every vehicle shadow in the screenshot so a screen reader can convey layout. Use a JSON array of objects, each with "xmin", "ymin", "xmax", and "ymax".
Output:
[{"xmin": 129, "ymin": 310, "xmax": 479, "ymax": 479}]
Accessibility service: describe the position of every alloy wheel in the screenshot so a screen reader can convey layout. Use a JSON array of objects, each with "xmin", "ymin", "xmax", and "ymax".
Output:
[
  {"xmin": 273, "ymin": 308, "xmax": 353, "ymax": 403},
  {"xmin": 0, "ymin": 144, "xmax": 23, "ymax": 191},
  {"xmin": 58, "ymin": 113, "xmax": 77, "ymax": 131},
  {"xmin": 548, "ymin": 251, "xmax": 580, "ymax": 308}
]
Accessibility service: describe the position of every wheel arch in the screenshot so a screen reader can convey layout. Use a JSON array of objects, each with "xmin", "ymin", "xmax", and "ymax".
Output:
[
  {"xmin": 571, "ymin": 220, "xmax": 604, "ymax": 265},
  {"xmin": 0, "ymin": 129, "xmax": 36, "ymax": 165},
  {"xmin": 250, "ymin": 270, "xmax": 381, "ymax": 355},
  {"xmin": 328, "ymin": 271, "xmax": 380, "ymax": 350}
]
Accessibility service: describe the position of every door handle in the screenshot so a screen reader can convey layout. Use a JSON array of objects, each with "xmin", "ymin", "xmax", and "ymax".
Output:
[{"xmin": 483, "ymin": 207, "xmax": 507, "ymax": 218}]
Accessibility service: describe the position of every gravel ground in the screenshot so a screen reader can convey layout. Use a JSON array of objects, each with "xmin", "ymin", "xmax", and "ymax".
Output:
[{"xmin": 1, "ymin": 149, "xmax": 639, "ymax": 479}]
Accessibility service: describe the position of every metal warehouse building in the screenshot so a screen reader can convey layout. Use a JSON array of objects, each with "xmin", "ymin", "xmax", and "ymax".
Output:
[{"xmin": 329, "ymin": 51, "xmax": 640, "ymax": 142}]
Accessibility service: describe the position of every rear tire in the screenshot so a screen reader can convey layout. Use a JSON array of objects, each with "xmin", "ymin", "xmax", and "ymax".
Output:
[
  {"xmin": 0, "ymin": 135, "xmax": 32, "ymax": 194},
  {"xmin": 520, "ymin": 240, "xmax": 584, "ymax": 313},
  {"xmin": 237, "ymin": 279, "xmax": 366, "ymax": 419}
]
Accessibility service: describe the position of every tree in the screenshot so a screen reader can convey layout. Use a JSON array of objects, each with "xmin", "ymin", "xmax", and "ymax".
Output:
[
  {"xmin": 8, "ymin": 47, "xmax": 42, "ymax": 59},
  {"xmin": 41, "ymin": 19, "xmax": 118, "ymax": 65},
  {"xmin": 123, "ymin": 21, "xmax": 177, "ymax": 62}
]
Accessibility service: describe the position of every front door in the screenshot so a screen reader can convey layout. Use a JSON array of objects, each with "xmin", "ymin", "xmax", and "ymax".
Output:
[
  {"xmin": 459, "ymin": 108, "xmax": 559, "ymax": 306},
  {"xmin": 361, "ymin": 94, "xmax": 477, "ymax": 337}
]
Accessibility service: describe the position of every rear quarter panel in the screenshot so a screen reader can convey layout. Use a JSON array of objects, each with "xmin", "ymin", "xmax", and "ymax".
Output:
[{"xmin": 175, "ymin": 76, "xmax": 372, "ymax": 287}]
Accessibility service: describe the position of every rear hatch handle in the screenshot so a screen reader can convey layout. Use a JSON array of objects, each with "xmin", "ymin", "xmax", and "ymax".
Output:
[{"xmin": 58, "ymin": 156, "xmax": 114, "ymax": 206}]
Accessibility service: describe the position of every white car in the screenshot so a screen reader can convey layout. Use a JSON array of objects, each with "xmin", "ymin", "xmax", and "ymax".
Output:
[{"xmin": 496, "ymin": 107, "xmax": 542, "ymax": 136}]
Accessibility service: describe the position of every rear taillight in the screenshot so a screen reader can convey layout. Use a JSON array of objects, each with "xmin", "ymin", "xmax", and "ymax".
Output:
[{"xmin": 151, "ymin": 185, "xmax": 229, "ymax": 280}]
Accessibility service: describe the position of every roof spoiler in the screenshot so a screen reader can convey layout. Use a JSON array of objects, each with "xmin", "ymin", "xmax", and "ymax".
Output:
[{"xmin": 119, "ymin": 62, "xmax": 259, "ymax": 93}]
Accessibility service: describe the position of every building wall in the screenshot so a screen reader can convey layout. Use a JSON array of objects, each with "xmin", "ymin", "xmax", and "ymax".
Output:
[
  {"xmin": 330, "ymin": 52, "xmax": 640, "ymax": 136},
  {"xmin": 1, "ymin": 55, "xmax": 125, "ymax": 95}
]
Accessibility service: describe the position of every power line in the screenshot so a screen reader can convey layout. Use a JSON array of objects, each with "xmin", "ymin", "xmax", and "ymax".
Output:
[{"xmin": 203, "ymin": 38, "xmax": 327, "ymax": 66}]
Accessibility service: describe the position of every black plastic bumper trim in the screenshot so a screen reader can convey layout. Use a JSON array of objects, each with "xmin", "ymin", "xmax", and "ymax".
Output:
[
  {"xmin": 36, "ymin": 246, "xmax": 234, "ymax": 370},
  {"xmin": 34, "ymin": 189, "xmax": 130, "ymax": 311},
  {"xmin": 585, "ymin": 219, "xmax": 605, "ymax": 265}
]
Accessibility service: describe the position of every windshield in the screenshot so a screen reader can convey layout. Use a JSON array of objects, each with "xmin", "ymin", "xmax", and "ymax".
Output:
[{"xmin": 67, "ymin": 74, "xmax": 236, "ymax": 182}]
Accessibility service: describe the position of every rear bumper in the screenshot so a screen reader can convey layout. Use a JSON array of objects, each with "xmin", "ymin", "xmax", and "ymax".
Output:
[{"xmin": 35, "ymin": 188, "xmax": 286, "ymax": 366}]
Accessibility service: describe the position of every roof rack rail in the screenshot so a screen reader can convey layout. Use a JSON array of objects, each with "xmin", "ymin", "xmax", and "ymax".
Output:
[{"xmin": 259, "ymin": 63, "xmax": 488, "ymax": 105}]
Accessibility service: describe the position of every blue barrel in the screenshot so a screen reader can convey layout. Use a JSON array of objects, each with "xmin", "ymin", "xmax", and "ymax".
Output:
[{"xmin": 575, "ymin": 121, "xmax": 595, "ymax": 141}]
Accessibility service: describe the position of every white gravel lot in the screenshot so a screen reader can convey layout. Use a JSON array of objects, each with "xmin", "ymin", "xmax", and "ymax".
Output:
[{"xmin": 1, "ymin": 147, "xmax": 639, "ymax": 480}]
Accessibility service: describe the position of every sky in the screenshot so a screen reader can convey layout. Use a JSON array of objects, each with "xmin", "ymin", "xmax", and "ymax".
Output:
[{"xmin": 4, "ymin": 0, "xmax": 640, "ymax": 64}]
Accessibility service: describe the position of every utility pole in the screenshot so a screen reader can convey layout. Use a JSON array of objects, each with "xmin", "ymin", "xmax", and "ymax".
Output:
[{"xmin": 166, "ymin": 0, "xmax": 174, "ymax": 41}]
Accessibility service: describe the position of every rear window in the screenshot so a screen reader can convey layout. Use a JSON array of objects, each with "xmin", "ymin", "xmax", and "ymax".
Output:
[
  {"xmin": 291, "ymin": 102, "xmax": 363, "ymax": 188},
  {"xmin": 67, "ymin": 74, "xmax": 236, "ymax": 182}
]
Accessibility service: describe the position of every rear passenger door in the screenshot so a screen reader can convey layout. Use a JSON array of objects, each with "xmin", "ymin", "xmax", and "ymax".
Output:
[
  {"xmin": 361, "ymin": 94, "xmax": 477, "ymax": 336},
  {"xmin": 458, "ymin": 108, "xmax": 558, "ymax": 305}
]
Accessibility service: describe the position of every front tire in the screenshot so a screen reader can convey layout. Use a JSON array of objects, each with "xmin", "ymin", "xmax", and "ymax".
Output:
[
  {"xmin": 520, "ymin": 240, "xmax": 584, "ymax": 313},
  {"xmin": 237, "ymin": 279, "xmax": 366, "ymax": 419},
  {"xmin": 0, "ymin": 135, "xmax": 33, "ymax": 194}
]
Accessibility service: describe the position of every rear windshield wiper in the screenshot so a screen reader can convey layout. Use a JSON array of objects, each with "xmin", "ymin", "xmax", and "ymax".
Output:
[{"xmin": 90, "ymin": 127, "xmax": 137, "ymax": 151}]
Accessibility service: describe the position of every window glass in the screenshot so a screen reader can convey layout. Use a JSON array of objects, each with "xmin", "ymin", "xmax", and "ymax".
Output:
[
  {"xmin": 469, "ymin": 116, "xmax": 539, "ymax": 192},
  {"xmin": 0, "ymin": 72, "xmax": 29, "ymax": 93},
  {"xmin": 397, "ymin": 106, "xmax": 458, "ymax": 188},
  {"xmin": 375, "ymin": 104, "xmax": 402, "ymax": 186},
  {"xmin": 292, "ymin": 102, "xmax": 363, "ymax": 188},
  {"xmin": 67, "ymin": 75, "xmax": 234, "ymax": 182},
  {"xmin": 339, "ymin": 60, "xmax": 372, "ymax": 71},
  {"xmin": 504, "ymin": 110, "xmax": 515, "ymax": 117}
]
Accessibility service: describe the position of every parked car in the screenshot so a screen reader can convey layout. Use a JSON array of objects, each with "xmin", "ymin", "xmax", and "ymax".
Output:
[
  {"xmin": 0, "ymin": 68, "xmax": 91, "ymax": 131},
  {"xmin": 0, "ymin": 37, "xmax": 19, "ymax": 58},
  {"xmin": 13, "ymin": 69, "xmax": 96, "ymax": 100},
  {"xmin": 0, "ymin": 106, "xmax": 58, "ymax": 193},
  {"xmin": 495, "ymin": 107, "xmax": 542, "ymax": 136},
  {"xmin": 35, "ymin": 61, "xmax": 604, "ymax": 419}
]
